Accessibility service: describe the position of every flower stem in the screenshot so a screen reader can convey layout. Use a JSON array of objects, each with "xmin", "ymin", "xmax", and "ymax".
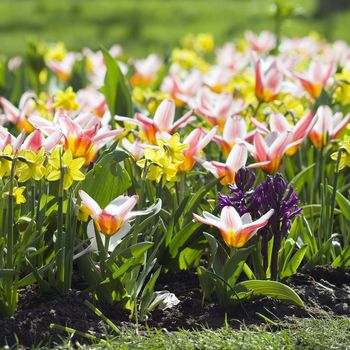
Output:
[
  {"xmin": 329, "ymin": 149, "xmax": 342, "ymax": 238},
  {"xmin": 270, "ymin": 232, "xmax": 282, "ymax": 281},
  {"xmin": 56, "ymin": 149, "xmax": 65, "ymax": 293}
]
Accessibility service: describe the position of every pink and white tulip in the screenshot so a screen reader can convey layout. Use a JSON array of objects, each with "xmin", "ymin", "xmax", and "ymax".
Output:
[
  {"xmin": 252, "ymin": 111, "xmax": 315, "ymax": 155},
  {"xmin": 198, "ymin": 143, "xmax": 251, "ymax": 185},
  {"xmin": 254, "ymin": 57, "xmax": 283, "ymax": 102},
  {"xmin": 179, "ymin": 126, "xmax": 218, "ymax": 173},
  {"xmin": 309, "ymin": 105, "xmax": 350, "ymax": 148},
  {"xmin": 193, "ymin": 206, "xmax": 274, "ymax": 248},
  {"xmin": 79, "ymin": 190, "xmax": 160, "ymax": 237},
  {"xmin": 295, "ymin": 61, "xmax": 334, "ymax": 99},
  {"xmin": 115, "ymin": 99, "xmax": 193, "ymax": 144}
]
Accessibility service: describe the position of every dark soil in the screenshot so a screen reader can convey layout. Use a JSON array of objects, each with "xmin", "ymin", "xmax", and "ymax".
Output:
[{"xmin": 1, "ymin": 266, "xmax": 350, "ymax": 348}]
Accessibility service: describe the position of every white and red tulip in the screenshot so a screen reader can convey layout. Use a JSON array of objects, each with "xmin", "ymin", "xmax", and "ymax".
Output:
[
  {"xmin": 309, "ymin": 105, "xmax": 350, "ymax": 148},
  {"xmin": 193, "ymin": 206, "xmax": 274, "ymax": 248},
  {"xmin": 116, "ymin": 99, "xmax": 193, "ymax": 144}
]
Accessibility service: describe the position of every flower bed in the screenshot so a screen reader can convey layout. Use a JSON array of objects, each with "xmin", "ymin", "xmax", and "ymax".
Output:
[{"xmin": 0, "ymin": 31, "xmax": 350, "ymax": 348}]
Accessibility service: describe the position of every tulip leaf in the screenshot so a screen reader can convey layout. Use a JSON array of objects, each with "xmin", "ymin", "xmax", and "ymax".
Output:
[
  {"xmin": 168, "ymin": 221, "xmax": 202, "ymax": 257},
  {"xmin": 234, "ymin": 280, "xmax": 304, "ymax": 307},
  {"xmin": 101, "ymin": 47, "xmax": 132, "ymax": 119},
  {"xmin": 327, "ymin": 185, "xmax": 350, "ymax": 220},
  {"xmin": 289, "ymin": 163, "xmax": 314, "ymax": 195},
  {"xmin": 76, "ymin": 150, "xmax": 131, "ymax": 208},
  {"xmin": 332, "ymin": 246, "xmax": 350, "ymax": 268},
  {"xmin": 280, "ymin": 245, "xmax": 308, "ymax": 280},
  {"xmin": 221, "ymin": 246, "xmax": 254, "ymax": 288}
]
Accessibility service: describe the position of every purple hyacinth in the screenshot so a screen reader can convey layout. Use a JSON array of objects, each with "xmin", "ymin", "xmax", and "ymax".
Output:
[
  {"xmin": 218, "ymin": 167, "xmax": 256, "ymax": 215},
  {"xmin": 250, "ymin": 173, "xmax": 302, "ymax": 239},
  {"xmin": 217, "ymin": 168, "xmax": 301, "ymax": 280}
]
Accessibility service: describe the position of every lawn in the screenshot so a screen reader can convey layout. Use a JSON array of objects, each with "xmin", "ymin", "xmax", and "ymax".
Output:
[
  {"xmin": 51, "ymin": 316, "xmax": 350, "ymax": 349},
  {"xmin": 0, "ymin": 0, "xmax": 349, "ymax": 57}
]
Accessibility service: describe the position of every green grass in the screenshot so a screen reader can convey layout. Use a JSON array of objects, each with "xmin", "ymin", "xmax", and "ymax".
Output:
[
  {"xmin": 0, "ymin": 0, "xmax": 349, "ymax": 57},
  {"xmin": 48, "ymin": 316, "xmax": 350, "ymax": 350}
]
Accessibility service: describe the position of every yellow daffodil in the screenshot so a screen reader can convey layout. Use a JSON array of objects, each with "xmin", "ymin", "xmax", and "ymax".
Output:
[
  {"xmin": 156, "ymin": 134, "xmax": 188, "ymax": 165},
  {"xmin": 171, "ymin": 48, "xmax": 208, "ymax": 71},
  {"xmin": 0, "ymin": 144, "xmax": 13, "ymax": 179},
  {"xmin": 137, "ymin": 133, "xmax": 188, "ymax": 184},
  {"xmin": 16, "ymin": 148, "xmax": 46, "ymax": 182},
  {"xmin": 13, "ymin": 186, "xmax": 26, "ymax": 204},
  {"xmin": 53, "ymin": 87, "xmax": 79, "ymax": 111},
  {"xmin": 45, "ymin": 42, "xmax": 67, "ymax": 61},
  {"xmin": 2, "ymin": 186, "xmax": 26, "ymax": 205},
  {"xmin": 46, "ymin": 148, "xmax": 85, "ymax": 190},
  {"xmin": 331, "ymin": 136, "xmax": 350, "ymax": 171},
  {"xmin": 334, "ymin": 68, "xmax": 350, "ymax": 106}
]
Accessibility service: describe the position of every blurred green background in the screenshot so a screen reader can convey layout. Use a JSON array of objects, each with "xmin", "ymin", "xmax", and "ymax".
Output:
[{"xmin": 1, "ymin": 0, "xmax": 349, "ymax": 57}]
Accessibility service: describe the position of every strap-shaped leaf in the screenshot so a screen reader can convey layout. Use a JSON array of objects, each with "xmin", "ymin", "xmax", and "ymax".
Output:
[
  {"xmin": 234, "ymin": 280, "xmax": 304, "ymax": 307},
  {"xmin": 101, "ymin": 47, "xmax": 132, "ymax": 118}
]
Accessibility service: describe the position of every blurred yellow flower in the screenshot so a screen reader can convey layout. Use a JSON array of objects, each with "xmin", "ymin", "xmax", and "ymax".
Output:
[
  {"xmin": 53, "ymin": 87, "xmax": 79, "ymax": 111},
  {"xmin": 331, "ymin": 136, "xmax": 350, "ymax": 171},
  {"xmin": 334, "ymin": 69, "xmax": 350, "ymax": 106},
  {"xmin": 171, "ymin": 48, "xmax": 208, "ymax": 71},
  {"xmin": 45, "ymin": 42, "xmax": 67, "ymax": 61}
]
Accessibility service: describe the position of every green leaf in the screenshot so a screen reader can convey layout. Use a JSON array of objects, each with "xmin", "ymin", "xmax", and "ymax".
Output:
[
  {"xmin": 302, "ymin": 204, "xmax": 341, "ymax": 218},
  {"xmin": 289, "ymin": 163, "xmax": 314, "ymax": 195},
  {"xmin": 332, "ymin": 246, "xmax": 350, "ymax": 268},
  {"xmin": 178, "ymin": 241, "xmax": 206, "ymax": 270},
  {"xmin": 221, "ymin": 247, "xmax": 253, "ymax": 288},
  {"xmin": 234, "ymin": 280, "xmax": 304, "ymax": 307},
  {"xmin": 280, "ymin": 245, "xmax": 308, "ymax": 280},
  {"xmin": 168, "ymin": 221, "xmax": 201, "ymax": 257},
  {"xmin": 197, "ymin": 266, "xmax": 215, "ymax": 300},
  {"xmin": 139, "ymin": 267, "xmax": 162, "ymax": 318},
  {"xmin": 183, "ymin": 177, "xmax": 219, "ymax": 219},
  {"xmin": 101, "ymin": 47, "xmax": 132, "ymax": 118},
  {"xmin": 76, "ymin": 149, "xmax": 131, "ymax": 208},
  {"xmin": 331, "ymin": 187, "xmax": 350, "ymax": 220}
]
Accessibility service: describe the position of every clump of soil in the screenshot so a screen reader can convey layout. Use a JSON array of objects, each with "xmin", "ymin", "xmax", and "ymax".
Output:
[{"xmin": 1, "ymin": 266, "xmax": 349, "ymax": 348}]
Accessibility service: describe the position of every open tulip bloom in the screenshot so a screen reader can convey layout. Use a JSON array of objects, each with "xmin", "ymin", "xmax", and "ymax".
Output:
[
  {"xmin": 193, "ymin": 206, "xmax": 274, "ymax": 248},
  {"xmin": 198, "ymin": 143, "xmax": 268, "ymax": 185},
  {"xmin": 253, "ymin": 56, "xmax": 283, "ymax": 103},
  {"xmin": 115, "ymin": 99, "xmax": 194, "ymax": 144},
  {"xmin": 309, "ymin": 105, "xmax": 350, "ymax": 148},
  {"xmin": 79, "ymin": 190, "xmax": 161, "ymax": 252},
  {"xmin": 294, "ymin": 61, "xmax": 334, "ymax": 99},
  {"xmin": 251, "ymin": 111, "xmax": 315, "ymax": 156},
  {"xmin": 244, "ymin": 130, "xmax": 302, "ymax": 174}
]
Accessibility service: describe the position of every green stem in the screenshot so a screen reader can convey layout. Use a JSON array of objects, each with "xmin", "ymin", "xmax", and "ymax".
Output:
[
  {"xmin": 179, "ymin": 173, "xmax": 185, "ymax": 204},
  {"xmin": 252, "ymin": 100, "xmax": 263, "ymax": 119},
  {"xmin": 4, "ymin": 156, "xmax": 17, "ymax": 316},
  {"xmin": 329, "ymin": 149, "xmax": 342, "ymax": 238},
  {"xmin": 56, "ymin": 150, "xmax": 65, "ymax": 293},
  {"xmin": 270, "ymin": 233, "xmax": 282, "ymax": 281}
]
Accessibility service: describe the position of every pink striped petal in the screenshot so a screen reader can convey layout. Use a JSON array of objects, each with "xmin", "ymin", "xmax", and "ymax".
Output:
[
  {"xmin": 169, "ymin": 109, "xmax": 194, "ymax": 133},
  {"xmin": 154, "ymin": 99, "xmax": 175, "ymax": 131},
  {"xmin": 58, "ymin": 115, "xmax": 82, "ymax": 138},
  {"xmin": 226, "ymin": 143, "xmax": 248, "ymax": 171},
  {"xmin": 270, "ymin": 113, "xmax": 290, "ymax": 133},
  {"xmin": 221, "ymin": 206, "xmax": 242, "ymax": 232},
  {"xmin": 240, "ymin": 209, "xmax": 274, "ymax": 235},
  {"xmin": 21, "ymin": 130, "xmax": 43, "ymax": 151},
  {"xmin": 253, "ymin": 132, "xmax": 269, "ymax": 161},
  {"xmin": 79, "ymin": 190, "xmax": 102, "ymax": 218},
  {"xmin": 193, "ymin": 212, "xmax": 221, "ymax": 230}
]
